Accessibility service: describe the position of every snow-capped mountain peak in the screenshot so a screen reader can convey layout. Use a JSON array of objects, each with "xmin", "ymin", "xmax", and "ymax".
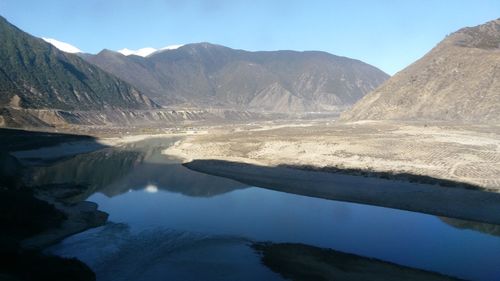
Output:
[
  {"xmin": 42, "ymin": 38, "xmax": 82, "ymax": 54},
  {"xmin": 118, "ymin": 47, "xmax": 157, "ymax": 57},
  {"xmin": 117, "ymin": 44, "xmax": 184, "ymax": 57}
]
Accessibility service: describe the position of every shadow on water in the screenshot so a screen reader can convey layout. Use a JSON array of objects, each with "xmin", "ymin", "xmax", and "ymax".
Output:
[{"xmin": 0, "ymin": 128, "xmax": 101, "ymax": 153}]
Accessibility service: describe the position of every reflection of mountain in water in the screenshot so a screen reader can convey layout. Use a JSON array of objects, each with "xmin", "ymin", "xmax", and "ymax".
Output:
[
  {"xmin": 440, "ymin": 217, "xmax": 500, "ymax": 237},
  {"xmin": 29, "ymin": 148, "xmax": 144, "ymax": 199},
  {"xmin": 100, "ymin": 162, "xmax": 247, "ymax": 197},
  {"xmin": 29, "ymin": 138, "xmax": 247, "ymax": 199}
]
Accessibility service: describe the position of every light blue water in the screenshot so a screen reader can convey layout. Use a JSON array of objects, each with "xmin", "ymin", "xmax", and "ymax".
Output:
[{"xmin": 40, "ymin": 138, "xmax": 500, "ymax": 281}]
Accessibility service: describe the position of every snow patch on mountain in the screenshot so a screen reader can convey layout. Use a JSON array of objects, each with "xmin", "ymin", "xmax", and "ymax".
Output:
[
  {"xmin": 117, "ymin": 44, "xmax": 184, "ymax": 57},
  {"xmin": 42, "ymin": 38, "xmax": 82, "ymax": 53},
  {"xmin": 118, "ymin": 47, "xmax": 157, "ymax": 57}
]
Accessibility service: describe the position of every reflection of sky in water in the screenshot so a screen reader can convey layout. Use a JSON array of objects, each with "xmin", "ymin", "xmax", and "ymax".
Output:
[{"xmin": 50, "ymin": 186, "xmax": 500, "ymax": 281}]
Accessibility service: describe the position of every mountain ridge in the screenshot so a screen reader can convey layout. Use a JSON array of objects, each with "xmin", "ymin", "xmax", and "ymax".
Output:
[
  {"xmin": 341, "ymin": 18, "xmax": 500, "ymax": 123},
  {"xmin": 0, "ymin": 16, "xmax": 158, "ymax": 112},
  {"xmin": 85, "ymin": 42, "xmax": 389, "ymax": 112}
]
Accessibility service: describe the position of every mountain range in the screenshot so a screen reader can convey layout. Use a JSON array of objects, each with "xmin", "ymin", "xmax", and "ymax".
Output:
[
  {"xmin": 0, "ymin": 17, "xmax": 268, "ymax": 127},
  {"xmin": 342, "ymin": 19, "xmax": 500, "ymax": 123},
  {"xmin": 84, "ymin": 43, "xmax": 389, "ymax": 112},
  {"xmin": 0, "ymin": 15, "xmax": 391, "ymax": 127},
  {"xmin": 2, "ymin": 14, "xmax": 498, "ymax": 127}
]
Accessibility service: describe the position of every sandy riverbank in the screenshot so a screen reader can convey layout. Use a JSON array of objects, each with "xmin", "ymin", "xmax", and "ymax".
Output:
[
  {"xmin": 161, "ymin": 121, "xmax": 500, "ymax": 224},
  {"xmin": 163, "ymin": 121, "xmax": 500, "ymax": 192},
  {"xmin": 184, "ymin": 159, "xmax": 500, "ymax": 224},
  {"xmin": 97, "ymin": 129, "xmax": 207, "ymax": 147}
]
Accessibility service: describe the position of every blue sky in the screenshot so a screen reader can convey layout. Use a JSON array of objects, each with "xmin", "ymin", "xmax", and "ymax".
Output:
[{"xmin": 1, "ymin": 0, "xmax": 499, "ymax": 74}]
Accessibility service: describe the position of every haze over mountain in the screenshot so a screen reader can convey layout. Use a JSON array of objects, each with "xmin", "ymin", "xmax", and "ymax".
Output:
[
  {"xmin": 85, "ymin": 43, "xmax": 389, "ymax": 112},
  {"xmin": 342, "ymin": 19, "xmax": 500, "ymax": 123}
]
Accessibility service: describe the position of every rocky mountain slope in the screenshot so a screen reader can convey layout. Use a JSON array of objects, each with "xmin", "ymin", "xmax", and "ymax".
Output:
[
  {"xmin": 341, "ymin": 19, "xmax": 500, "ymax": 123},
  {"xmin": 85, "ymin": 43, "xmax": 389, "ymax": 112},
  {"xmin": 0, "ymin": 16, "xmax": 157, "ymax": 112},
  {"xmin": 0, "ymin": 107, "xmax": 278, "ymax": 128}
]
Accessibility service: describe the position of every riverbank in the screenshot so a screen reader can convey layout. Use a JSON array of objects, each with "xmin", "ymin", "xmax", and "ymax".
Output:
[
  {"xmin": 21, "ymin": 186, "xmax": 108, "ymax": 250},
  {"xmin": 1, "ymin": 130, "xmax": 113, "ymax": 250},
  {"xmin": 163, "ymin": 121, "xmax": 500, "ymax": 191},
  {"xmin": 253, "ymin": 242, "xmax": 463, "ymax": 281},
  {"xmin": 160, "ymin": 121, "xmax": 500, "ymax": 224},
  {"xmin": 184, "ymin": 159, "xmax": 500, "ymax": 224},
  {"xmin": 0, "ymin": 130, "xmax": 111, "ymax": 280},
  {"xmin": 0, "ymin": 183, "xmax": 104, "ymax": 281}
]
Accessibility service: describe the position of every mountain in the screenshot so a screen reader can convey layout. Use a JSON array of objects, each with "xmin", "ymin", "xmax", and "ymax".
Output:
[
  {"xmin": 0, "ymin": 16, "xmax": 157, "ymax": 112},
  {"xmin": 341, "ymin": 19, "xmax": 500, "ymax": 123},
  {"xmin": 85, "ymin": 43, "xmax": 389, "ymax": 112}
]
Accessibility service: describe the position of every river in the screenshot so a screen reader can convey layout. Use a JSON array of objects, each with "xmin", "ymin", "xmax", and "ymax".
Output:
[{"xmin": 25, "ymin": 137, "xmax": 500, "ymax": 281}]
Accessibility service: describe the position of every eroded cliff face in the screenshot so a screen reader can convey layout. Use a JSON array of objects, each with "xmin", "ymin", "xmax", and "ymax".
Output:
[
  {"xmin": 0, "ymin": 107, "xmax": 278, "ymax": 128},
  {"xmin": 341, "ymin": 19, "xmax": 500, "ymax": 123}
]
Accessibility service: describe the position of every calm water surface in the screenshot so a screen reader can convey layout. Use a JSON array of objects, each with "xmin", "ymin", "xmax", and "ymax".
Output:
[{"xmin": 32, "ymin": 138, "xmax": 500, "ymax": 281}]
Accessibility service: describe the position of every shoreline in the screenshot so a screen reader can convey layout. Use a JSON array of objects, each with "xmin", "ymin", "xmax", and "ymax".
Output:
[
  {"xmin": 11, "ymin": 132, "xmax": 187, "ymax": 251},
  {"xmin": 2, "ymin": 125, "xmax": 500, "ymax": 279},
  {"xmin": 162, "ymin": 121, "xmax": 500, "ymax": 192},
  {"xmin": 21, "ymin": 200, "xmax": 108, "ymax": 250},
  {"xmin": 14, "ymin": 133, "xmax": 187, "ymax": 250},
  {"xmin": 184, "ymin": 159, "xmax": 500, "ymax": 225},
  {"xmin": 253, "ymin": 242, "xmax": 463, "ymax": 281},
  {"xmin": 0, "ymin": 129, "xmax": 114, "ymax": 280}
]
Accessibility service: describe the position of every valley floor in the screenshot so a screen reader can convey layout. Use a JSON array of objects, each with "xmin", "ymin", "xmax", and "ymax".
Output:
[{"xmin": 163, "ymin": 120, "xmax": 500, "ymax": 192}]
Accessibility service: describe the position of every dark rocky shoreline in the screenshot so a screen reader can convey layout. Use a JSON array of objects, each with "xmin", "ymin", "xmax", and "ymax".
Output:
[
  {"xmin": 0, "ymin": 129, "xmax": 109, "ymax": 281},
  {"xmin": 253, "ymin": 242, "xmax": 465, "ymax": 281}
]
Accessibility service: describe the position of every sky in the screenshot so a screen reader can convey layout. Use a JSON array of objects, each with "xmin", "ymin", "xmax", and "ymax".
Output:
[{"xmin": 1, "ymin": 0, "xmax": 499, "ymax": 75}]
